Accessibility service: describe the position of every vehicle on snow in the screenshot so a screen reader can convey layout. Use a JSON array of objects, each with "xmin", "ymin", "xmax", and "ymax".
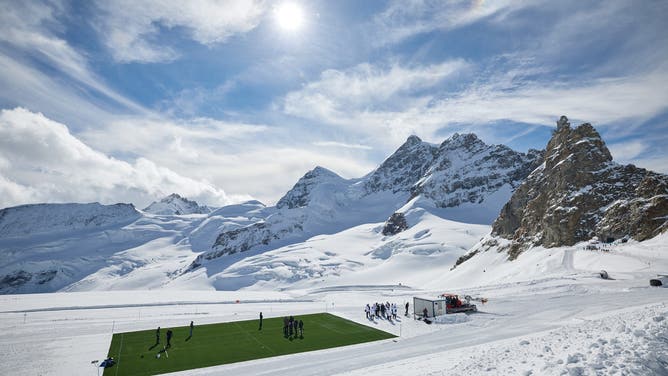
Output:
[
  {"xmin": 439, "ymin": 293, "xmax": 478, "ymax": 313},
  {"xmin": 650, "ymin": 275, "xmax": 668, "ymax": 287}
]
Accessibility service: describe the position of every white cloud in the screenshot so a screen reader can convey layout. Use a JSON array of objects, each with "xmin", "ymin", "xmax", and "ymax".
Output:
[
  {"xmin": 282, "ymin": 60, "xmax": 469, "ymax": 144},
  {"xmin": 373, "ymin": 0, "xmax": 535, "ymax": 45},
  {"xmin": 608, "ymin": 141, "xmax": 647, "ymax": 163},
  {"xmin": 0, "ymin": 1, "xmax": 146, "ymax": 113},
  {"xmin": 79, "ymin": 116, "xmax": 376, "ymax": 206},
  {"xmin": 282, "ymin": 55, "xmax": 668, "ymax": 146},
  {"xmin": 312, "ymin": 141, "xmax": 373, "ymax": 150},
  {"xmin": 0, "ymin": 108, "xmax": 236, "ymax": 209},
  {"xmin": 94, "ymin": 0, "xmax": 267, "ymax": 63}
]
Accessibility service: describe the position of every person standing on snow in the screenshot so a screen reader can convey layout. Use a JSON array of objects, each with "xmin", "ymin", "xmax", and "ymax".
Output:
[{"xmin": 405, "ymin": 302, "xmax": 409, "ymax": 316}]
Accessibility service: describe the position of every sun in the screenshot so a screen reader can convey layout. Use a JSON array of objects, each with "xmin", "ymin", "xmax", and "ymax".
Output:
[{"xmin": 274, "ymin": 2, "xmax": 304, "ymax": 31}]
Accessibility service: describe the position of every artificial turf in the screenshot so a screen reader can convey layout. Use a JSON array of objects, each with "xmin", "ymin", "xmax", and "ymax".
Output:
[{"xmin": 103, "ymin": 312, "xmax": 395, "ymax": 376}]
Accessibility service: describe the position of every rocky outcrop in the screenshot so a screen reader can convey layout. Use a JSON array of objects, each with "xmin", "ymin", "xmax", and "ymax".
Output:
[
  {"xmin": 382, "ymin": 212, "xmax": 408, "ymax": 235},
  {"xmin": 486, "ymin": 116, "xmax": 668, "ymax": 259}
]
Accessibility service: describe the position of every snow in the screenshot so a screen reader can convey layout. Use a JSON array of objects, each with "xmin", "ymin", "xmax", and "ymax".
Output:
[
  {"xmin": 0, "ymin": 202, "xmax": 140, "ymax": 238},
  {"xmin": 1, "ymin": 231, "xmax": 666, "ymax": 375},
  {"xmin": 0, "ymin": 132, "xmax": 666, "ymax": 375},
  {"xmin": 143, "ymin": 193, "xmax": 213, "ymax": 215}
]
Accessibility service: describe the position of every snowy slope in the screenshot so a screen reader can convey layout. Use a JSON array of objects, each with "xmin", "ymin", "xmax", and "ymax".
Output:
[
  {"xmin": 0, "ymin": 234, "xmax": 666, "ymax": 376},
  {"xmin": 0, "ymin": 202, "xmax": 140, "ymax": 238},
  {"xmin": 177, "ymin": 208, "xmax": 490, "ymax": 291}
]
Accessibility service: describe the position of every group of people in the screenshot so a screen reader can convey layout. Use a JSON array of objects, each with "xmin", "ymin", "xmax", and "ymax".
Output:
[
  {"xmin": 155, "ymin": 321, "xmax": 194, "ymax": 349},
  {"xmin": 282, "ymin": 315, "xmax": 304, "ymax": 338},
  {"xmin": 365, "ymin": 302, "xmax": 404, "ymax": 321}
]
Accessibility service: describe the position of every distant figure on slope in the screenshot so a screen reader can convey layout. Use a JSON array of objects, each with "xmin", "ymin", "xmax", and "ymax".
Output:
[
  {"xmin": 259, "ymin": 312, "xmax": 263, "ymax": 331},
  {"xmin": 283, "ymin": 317, "xmax": 289, "ymax": 337},
  {"xmin": 156, "ymin": 327, "xmax": 160, "ymax": 344},
  {"xmin": 166, "ymin": 329, "xmax": 173, "ymax": 348},
  {"xmin": 292, "ymin": 318, "xmax": 298, "ymax": 337},
  {"xmin": 380, "ymin": 303, "xmax": 386, "ymax": 318},
  {"xmin": 289, "ymin": 316, "xmax": 294, "ymax": 337},
  {"xmin": 365, "ymin": 304, "xmax": 370, "ymax": 319},
  {"xmin": 299, "ymin": 319, "xmax": 304, "ymax": 337},
  {"xmin": 189, "ymin": 321, "xmax": 194, "ymax": 338},
  {"xmin": 405, "ymin": 302, "xmax": 409, "ymax": 316}
]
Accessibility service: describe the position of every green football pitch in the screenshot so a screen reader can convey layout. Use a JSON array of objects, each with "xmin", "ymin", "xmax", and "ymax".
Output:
[{"xmin": 103, "ymin": 313, "xmax": 395, "ymax": 376}]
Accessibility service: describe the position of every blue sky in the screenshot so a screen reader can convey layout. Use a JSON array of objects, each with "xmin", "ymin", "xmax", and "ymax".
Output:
[{"xmin": 0, "ymin": 0, "xmax": 667, "ymax": 209}]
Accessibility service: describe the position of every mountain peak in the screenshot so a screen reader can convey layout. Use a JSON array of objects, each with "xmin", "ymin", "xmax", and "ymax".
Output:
[
  {"xmin": 363, "ymin": 135, "xmax": 438, "ymax": 195},
  {"xmin": 488, "ymin": 116, "xmax": 668, "ymax": 259},
  {"xmin": 308, "ymin": 166, "xmax": 339, "ymax": 178},
  {"xmin": 440, "ymin": 132, "xmax": 483, "ymax": 151},
  {"xmin": 405, "ymin": 134, "xmax": 422, "ymax": 145},
  {"xmin": 163, "ymin": 193, "xmax": 184, "ymax": 201},
  {"xmin": 545, "ymin": 117, "xmax": 612, "ymax": 170},
  {"xmin": 143, "ymin": 194, "xmax": 211, "ymax": 215},
  {"xmin": 276, "ymin": 166, "xmax": 346, "ymax": 209}
]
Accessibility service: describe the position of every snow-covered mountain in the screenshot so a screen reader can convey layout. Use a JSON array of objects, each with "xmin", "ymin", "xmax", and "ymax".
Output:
[
  {"xmin": 0, "ymin": 202, "xmax": 144, "ymax": 293},
  {"xmin": 143, "ymin": 193, "xmax": 213, "ymax": 215},
  {"xmin": 0, "ymin": 202, "xmax": 140, "ymax": 238},
  {"xmin": 5, "ymin": 120, "xmax": 665, "ymax": 296},
  {"xmin": 190, "ymin": 134, "xmax": 540, "ymax": 271}
]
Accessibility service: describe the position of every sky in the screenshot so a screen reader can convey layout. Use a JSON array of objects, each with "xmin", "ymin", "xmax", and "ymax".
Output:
[{"xmin": 0, "ymin": 0, "xmax": 667, "ymax": 209}]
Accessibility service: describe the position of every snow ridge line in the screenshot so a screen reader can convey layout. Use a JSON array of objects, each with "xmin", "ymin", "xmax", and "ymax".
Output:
[{"xmin": 2, "ymin": 298, "xmax": 316, "ymax": 314}]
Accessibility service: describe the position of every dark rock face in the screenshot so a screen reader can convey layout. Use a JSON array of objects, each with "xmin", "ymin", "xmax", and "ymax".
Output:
[
  {"xmin": 382, "ymin": 212, "xmax": 408, "ymax": 235},
  {"xmin": 363, "ymin": 135, "xmax": 438, "ymax": 195},
  {"xmin": 489, "ymin": 116, "xmax": 668, "ymax": 259}
]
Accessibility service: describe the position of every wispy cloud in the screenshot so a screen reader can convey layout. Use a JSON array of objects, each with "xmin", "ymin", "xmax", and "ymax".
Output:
[
  {"xmin": 312, "ymin": 141, "xmax": 373, "ymax": 150},
  {"xmin": 372, "ymin": 0, "xmax": 535, "ymax": 45},
  {"xmin": 0, "ymin": 108, "xmax": 237, "ymax": 209},
  {"xmin": 282, "ymin": 60, "xmax": 470, "ymax": 144},
  {"xmin": 0, "ymin": 1, "xmax": 146, "ymax": 113},
  {"xmin": 94, "ymin": 0, "xmax": 267, "ymax": 63}
]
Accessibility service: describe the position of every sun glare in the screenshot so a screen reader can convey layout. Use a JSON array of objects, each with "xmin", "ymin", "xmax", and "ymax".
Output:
[{"xmin": 275, "ymin": 2, "xmax": 304, "ymax": 31}]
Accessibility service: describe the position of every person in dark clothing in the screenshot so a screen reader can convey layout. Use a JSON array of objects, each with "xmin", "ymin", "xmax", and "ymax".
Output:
[
  {"xmin": 289, "ymin": 316, "xmax": 294, "ymax": 336},
  {"xmin": 298, "ymin": 319, "xmax": 304, "ymax": 337},
  {"xmin": 405, "ymin": 302, "xmax": 409, "ymax": 316},
  {"xmin": 292, "ymin": 318, "xmax": 298, "ymax": 336},
  {"xmin": 189, "ymin": 321, "xmax": 194, "ymax": 338},
  {"xmin": 380, "ymin": 303, "xmax": 386, "ymax": 318},
  {"xmin": 283, "ymin": 317, "xmax": 289, "ymax": 337},
  {"xmin": 259, "ymin": 312, "xmax": 263, "ymax": 330},
  {"xmin": 156, "ymin": 327, "xmax": 160, "ymax": 344},
  {"xmin": 422, "ymin": 307, "xmax": 428, "ymax": 318},
  {"xmin": 166, "ymin": 329, "xmax": 173, "ymax": 348}
]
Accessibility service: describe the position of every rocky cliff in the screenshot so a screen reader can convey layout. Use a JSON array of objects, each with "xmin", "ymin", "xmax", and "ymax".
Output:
[{"xmin": 473, "ymin": 116, "xmax": 668, "ymax": 261}]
